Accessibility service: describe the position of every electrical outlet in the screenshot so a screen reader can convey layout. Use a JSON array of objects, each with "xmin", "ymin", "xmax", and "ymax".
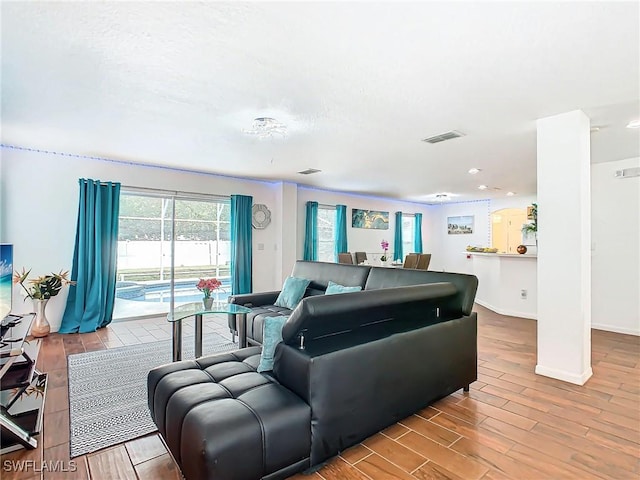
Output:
[
  {"xmin": 521, "ymin": 289, "xmax": 527, "ymax": 299},
  {"xmin": 257, "ymin": 243, "xmax": 264, "ymax": 251}
]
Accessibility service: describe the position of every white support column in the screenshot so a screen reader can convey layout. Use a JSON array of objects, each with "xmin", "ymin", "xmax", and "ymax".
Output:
[
  {"xmin": 536, "ymin": 110, "xmax": 592, "ymax": 385},
  {"xmin": 274, "ymin": 182, "xmax": 298, "ymax": 284}
]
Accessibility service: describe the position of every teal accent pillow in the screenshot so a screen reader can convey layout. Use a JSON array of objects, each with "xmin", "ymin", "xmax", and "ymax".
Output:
[
  {"xmin": 257, "ymin": 315, "xmax": 289, "ymax": 373},
  {"xmin": 274, "ymin": 276, "xmax": 311, "ymax": 309},
  {"xmin": 325, "ymin": 281, "xmax": 363, "ymax": 295}
]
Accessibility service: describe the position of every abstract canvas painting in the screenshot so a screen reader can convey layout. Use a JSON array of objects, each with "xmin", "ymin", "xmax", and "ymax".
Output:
[{"xmin": 352, "ymin": 209, "xmax": 389, "ymax": 230}]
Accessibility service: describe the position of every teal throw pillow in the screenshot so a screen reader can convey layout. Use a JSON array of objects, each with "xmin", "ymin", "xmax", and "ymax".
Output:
[
  {"xmin": 257, "ymin": 315, "xmax": 289, "ymax": 373},
  {"xmin": 325, "ymin": 280, "xmax": 363, "ymax": 295},
  {"xmin": 274, "ymin": 276, "xmax": 311, "ymax": 310}
]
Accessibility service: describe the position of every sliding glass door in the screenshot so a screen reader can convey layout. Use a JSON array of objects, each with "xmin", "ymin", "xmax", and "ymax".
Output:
[{"xmin": 114, "ymin": 191, "xmax": 230, "ymax": 320}]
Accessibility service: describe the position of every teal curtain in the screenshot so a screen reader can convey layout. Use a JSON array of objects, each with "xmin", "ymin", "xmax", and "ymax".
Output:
[
  {"xmin": 334, "ymin": 204, "xmax": 348, "ymax": 261},
  {"xmin": 393, "ymin": 211, "xmax": 403, "ymax": 262},
  {"xmin": 414, "ymin": 213, "xmax": 423, "ymax": 253},
  {"xmin": 231, "ymin": 194, "xmax": 253, "ymax": 295},
  {"xmin": 60, "ymin": 179, "xmax": 120, "ymax": 333},
  {"xmin": 303, "ymin": 201, "xmax": 318, "ymax": 261}
]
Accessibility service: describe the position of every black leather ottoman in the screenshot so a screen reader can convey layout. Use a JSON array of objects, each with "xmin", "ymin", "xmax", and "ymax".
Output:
[{"xmin": 148, "ymin": 347, "xmax": 311, "ymax": 480}]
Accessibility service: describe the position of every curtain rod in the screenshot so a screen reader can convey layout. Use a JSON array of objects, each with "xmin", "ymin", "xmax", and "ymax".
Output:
[{"xmin": 121, "ymin": 184, "xmax": 229, "ymax": 201}]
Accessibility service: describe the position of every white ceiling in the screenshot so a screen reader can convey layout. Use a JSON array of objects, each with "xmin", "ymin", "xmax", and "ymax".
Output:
[{"xmin": 2, "ymin": 2, "xmax": 639, "ymax": 203}]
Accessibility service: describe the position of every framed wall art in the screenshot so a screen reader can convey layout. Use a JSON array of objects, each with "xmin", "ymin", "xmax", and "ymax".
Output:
[
  {"xmin": 352, "ymin": 209, "xmax": 389, "ymax": 230},
  {"xmin": 447, "ymin": 215, "xmax": 474, "ymax": 235}
]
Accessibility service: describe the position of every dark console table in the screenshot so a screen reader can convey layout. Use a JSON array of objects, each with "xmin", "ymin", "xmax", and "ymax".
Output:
[{"xmin": 0, "ymin": 314, "xmax": 48, "ymax": 453}]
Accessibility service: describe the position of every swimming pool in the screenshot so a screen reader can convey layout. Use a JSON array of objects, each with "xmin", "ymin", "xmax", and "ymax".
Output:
[{"xmin": 116, "ymin": 279, "xmax": 231, "ymax": 303}]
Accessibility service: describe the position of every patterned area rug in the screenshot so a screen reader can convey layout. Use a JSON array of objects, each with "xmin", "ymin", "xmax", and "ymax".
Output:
[{"xmin": 67, "ymin": 332, "xmax": 237, "ymax": 457}]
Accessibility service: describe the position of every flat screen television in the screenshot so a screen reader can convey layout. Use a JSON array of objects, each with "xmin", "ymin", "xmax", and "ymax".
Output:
[{"xmin": 0, "ymin": 244, "xmax": 13, "ymax": 319}]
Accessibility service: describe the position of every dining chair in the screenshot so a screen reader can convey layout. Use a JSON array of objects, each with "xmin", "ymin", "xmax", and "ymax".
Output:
[
  {"xmin": 354, "ymin": 252, "xmax": 368, "ymax": 265},
  {"xmin": 403, "ymin": 253, "xmax": 419, "ymax": 269},
  {"xmin": 416, "ymin": 253, "xmax": 432, "ymax": 270},
  {"xmin": 338, "ymin": 253, "xmax": 354, "ymax": 265}
]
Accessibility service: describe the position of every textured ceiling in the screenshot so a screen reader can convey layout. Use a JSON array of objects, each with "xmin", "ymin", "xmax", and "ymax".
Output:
[{"xmin": 2, "ymin": 2, "xmax": 639, "ymax": 202}]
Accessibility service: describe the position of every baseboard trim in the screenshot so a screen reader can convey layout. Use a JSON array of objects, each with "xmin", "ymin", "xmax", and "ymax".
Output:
[
  {"xmin": 591, "ymin": 323, "xmax": 640, "ymax": 336},
  {"xmin": 474, "ymin": 299, "xmax": 537, "ymax": 320},
  {"xmin": 535, "ymin": 364, "xmax": 593, "ymax": 385}
]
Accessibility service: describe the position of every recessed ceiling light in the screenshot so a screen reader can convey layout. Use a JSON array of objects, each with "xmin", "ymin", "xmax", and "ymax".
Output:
[
  {"xmin": 627, "ymin": 120, "xmax": 640, "ymax": 129},
  {"xmin": 478, "ymin": 185, "xmax": 488, "ymax": 190},
  {"xmin": 468, "ymin": 168, "xmax": 481, "ymax": 175},
  {"xmin": 506, "ymin": 191, "xmax": 516, "ymax": 196}
]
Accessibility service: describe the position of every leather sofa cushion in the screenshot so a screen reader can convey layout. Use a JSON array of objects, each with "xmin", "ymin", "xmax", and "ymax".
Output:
[
  {"xmin": 147, "ymin": 347, "xmax": 311, "ymax": 480},
  {"xmin": 292, "ymin": 261, "xmax": 371, "ymax": 296}
]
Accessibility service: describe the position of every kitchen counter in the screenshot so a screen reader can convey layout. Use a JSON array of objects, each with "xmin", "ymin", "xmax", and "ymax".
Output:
[{"xmin": 468, "ymin": 252, "xmax": 537, "ymax": 319}]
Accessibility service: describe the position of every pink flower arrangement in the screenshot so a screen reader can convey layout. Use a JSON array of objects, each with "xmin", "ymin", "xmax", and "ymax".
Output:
[
  {"xmin": 196, "ymin": 278, "xmax": 222, "ymax": 298},
  {"xmin": 380, "ymin": 239, "xmax": 389, "ymax": 262}
]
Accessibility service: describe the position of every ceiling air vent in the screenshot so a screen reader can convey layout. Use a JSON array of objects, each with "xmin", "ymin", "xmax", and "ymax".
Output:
[
  {"xmin": 422, "ymin": 130, "xmax": 465, "ymax": 144},
  {"xmin": 614, "ymin": 167, "xmax": 640, "ymax": 179},
  {"xmin": 297, "ymin": 168, "xmax": 322, "ymax": 175}
]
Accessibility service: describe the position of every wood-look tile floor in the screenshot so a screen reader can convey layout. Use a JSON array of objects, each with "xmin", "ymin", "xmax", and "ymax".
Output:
[{"xmin": 2, "ymin": 305, "xmax": 639, "ymax": 480}]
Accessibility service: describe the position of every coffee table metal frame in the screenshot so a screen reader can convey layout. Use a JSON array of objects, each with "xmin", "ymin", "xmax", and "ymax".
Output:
[{"xmin": 167, "ymin": 301, "xmax": 252, "ymax": 361}]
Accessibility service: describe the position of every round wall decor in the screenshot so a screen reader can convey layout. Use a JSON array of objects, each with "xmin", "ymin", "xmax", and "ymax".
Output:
[{"xmin": 252, "ymin": 204, "xmax": 271, "ymax": 229}]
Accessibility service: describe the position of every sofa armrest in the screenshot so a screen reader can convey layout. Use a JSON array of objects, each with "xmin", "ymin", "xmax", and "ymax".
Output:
[{"xmin": 228, "ymin": 291, "xmax": 281, "ymax": 308}]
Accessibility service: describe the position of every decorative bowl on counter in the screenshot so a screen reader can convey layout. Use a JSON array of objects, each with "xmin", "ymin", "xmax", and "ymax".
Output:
[{"xmin": 466, "ymin": 246, "xmax": 499, "ymax": 253}]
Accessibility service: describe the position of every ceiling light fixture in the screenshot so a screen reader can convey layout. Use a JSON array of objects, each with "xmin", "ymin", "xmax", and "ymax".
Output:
[
  {"xmin": 506, "ymin": 191, "xmax": 516, "ymax": 196},
  {"xmin": 422, "ymin": 192, "xmax": 458, "ymax": 203},
  {"xmin": 243, "ymin": 117, "xmax": 287, "ymax": 138},
  {"xmin": 626, "ymin": 120, "xmax": 640, "ymax": 129},
  {"xmin": 298, "ymin": 168, "xmax": 322, "ymax": 175},
  {"xmin": 468, "ymin": 168, "xmax": 481, "ymax": 175},
  {"xmin": 478, "ymin": 185, "xmax": 488, "ymax": 190}
]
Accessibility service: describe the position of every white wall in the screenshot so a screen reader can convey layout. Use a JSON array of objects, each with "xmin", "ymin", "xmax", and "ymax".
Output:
[
  {"xmin": 490, "ymin": 194, "xmax": 537, "ymax": 218},
  {"xmin": 296, "ymin": 187, "xmax": 434, "ymax": 266},
  {"xmin": 0, "ymin": 147, "xmax": 281, "ymax": 331},
  {"xmin": 432, "ymin": 196, "xmax": 539, "ymax": 276},
  {"xmin": 591, "ymin": 157, "xmax": 640, "ymax": 335},
  {"xmin": 2, "ymin": 146, "xmax": 635, "ymax": 337},
  {"xmin": 429, "ymin": 200, "xmax": 491, "ymax": 274}
]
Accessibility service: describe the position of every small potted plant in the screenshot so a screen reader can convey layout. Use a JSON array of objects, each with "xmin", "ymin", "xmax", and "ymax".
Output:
[
  {"xmin": 522, "ymin": 203, "xmax": 538, "ymax": 247},
  {"xmin": 380, "ymin": 239, "xmax": 389, "ymax": 265},
  {"xmin": 196, "ymin": 278, "xmax": 222, "ymax": 309}
]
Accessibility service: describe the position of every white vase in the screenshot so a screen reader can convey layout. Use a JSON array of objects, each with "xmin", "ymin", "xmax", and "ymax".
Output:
[{"xmin": 31, "ymin": 298, "xmax": 50, "ymax": 337}]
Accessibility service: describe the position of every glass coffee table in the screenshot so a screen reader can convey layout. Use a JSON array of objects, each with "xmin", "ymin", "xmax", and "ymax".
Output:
[{"xmin": 168, "ymin": 302, "xmax": 252, "ymax": 361}]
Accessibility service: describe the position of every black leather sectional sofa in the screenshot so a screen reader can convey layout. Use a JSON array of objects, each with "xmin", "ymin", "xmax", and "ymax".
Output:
[{"xmin": 148, "ymin": 261, "xmax": 478, "ymax": 480}]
